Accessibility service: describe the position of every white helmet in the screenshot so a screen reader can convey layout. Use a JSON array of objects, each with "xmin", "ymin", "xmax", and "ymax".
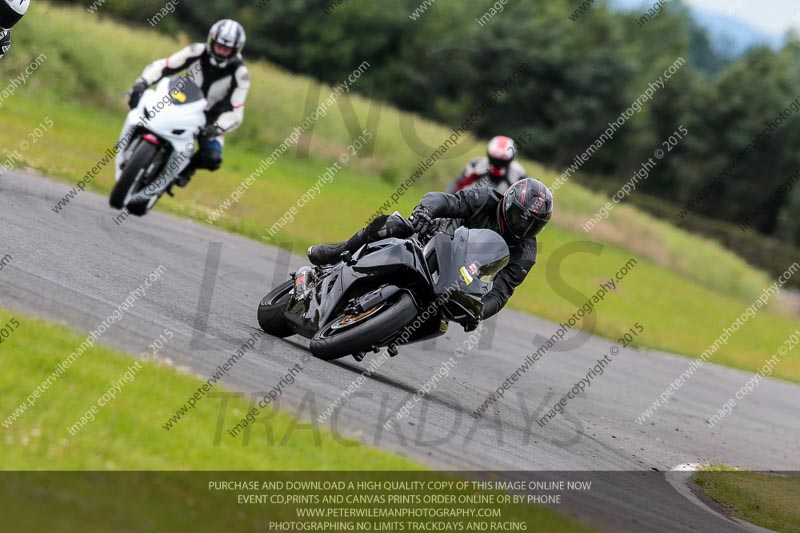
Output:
[
  {"xmin": 1, "ymin": 0, "xmax": 29, "ymax": 30},
  {"xmin": 207, "ymin": 19, "xmax": 245, "ymax": 68}
]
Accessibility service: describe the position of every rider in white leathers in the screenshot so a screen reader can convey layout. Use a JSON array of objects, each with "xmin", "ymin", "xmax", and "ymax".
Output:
[{"xmin": 127, "ymin": 19, "xmax": 250, "ymax": 186}]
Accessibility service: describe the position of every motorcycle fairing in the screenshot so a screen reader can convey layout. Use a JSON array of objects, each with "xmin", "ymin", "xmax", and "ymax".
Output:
[{"xmin": 281, "ymin": 227, "xmax": 508, "ymax": 343}]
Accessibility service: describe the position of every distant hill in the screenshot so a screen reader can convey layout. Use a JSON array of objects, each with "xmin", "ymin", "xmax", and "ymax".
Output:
[{"xmin": 611, "ymin": 0, "xmax": 783, "ymax": 56}]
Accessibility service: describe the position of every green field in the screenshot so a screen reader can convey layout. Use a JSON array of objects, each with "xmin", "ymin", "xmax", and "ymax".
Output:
[
  {"xmin": 0, "ymin": 306, "xmax": 409, "ymax": 470},
  {"xmin": 695, "ymin": 469, "xmax": 800, "ymax": 533},
  {"xmin": 1, "ymin": 3, "xmax": 798, "ymax": 382},
  {"xmin": 0, "ymin": 306, "xmax": 595, "ymax": 532}
]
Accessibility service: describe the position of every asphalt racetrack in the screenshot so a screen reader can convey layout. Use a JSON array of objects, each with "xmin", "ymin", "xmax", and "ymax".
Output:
[{"xmin": 2, "ymin": 172, "xmax": 798, "ymax": 532}]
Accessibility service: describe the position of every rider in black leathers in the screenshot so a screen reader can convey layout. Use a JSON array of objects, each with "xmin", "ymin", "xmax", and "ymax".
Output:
[{"xmin": 307, "ymin": 178, "xmax": 554, "ymax": 330}]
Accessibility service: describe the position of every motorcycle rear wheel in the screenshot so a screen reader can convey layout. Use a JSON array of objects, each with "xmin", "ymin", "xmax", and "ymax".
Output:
[{"xmin": 309, "ymin": 292, "xmax": 418, "ymax": 361}]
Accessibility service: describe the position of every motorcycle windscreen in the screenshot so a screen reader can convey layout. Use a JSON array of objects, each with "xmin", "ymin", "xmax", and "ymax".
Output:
[
  {"xmin": 465, "ymin": 228, "xmax": 509, "ymax": 281},
  {"xmin": 168, "ymin": 77, "xmax": 205, "ymax": 105},
  {"xmin": 441, "ymin": 227, "xmax": 509, "ymax": 295}
]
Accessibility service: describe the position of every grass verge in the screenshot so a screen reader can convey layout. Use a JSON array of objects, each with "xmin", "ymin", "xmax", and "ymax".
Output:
[
  {"xmin": 695, "ymin": 467, "xmax": 800, "ymax": 533},
  {"xmin": 0, "ymin": 306, "xmax": 596, "ymax": 532}
]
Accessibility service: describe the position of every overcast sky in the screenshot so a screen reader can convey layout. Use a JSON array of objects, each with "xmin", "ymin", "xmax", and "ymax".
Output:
[{"xmin": 686, "ymin": 0, "xmax": 800, "ymax": 36}]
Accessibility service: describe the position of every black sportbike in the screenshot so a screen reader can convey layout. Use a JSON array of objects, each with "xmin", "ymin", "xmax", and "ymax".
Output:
[{"xmin": 257, "ymin": 226, "xmax": 509, "ymax": 361}]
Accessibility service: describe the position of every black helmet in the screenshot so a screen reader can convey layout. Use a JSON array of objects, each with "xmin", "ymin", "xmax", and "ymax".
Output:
[
  {"xmin": 207, "ymin": 19, "xmax": 246, "ymax": 68},
  {"xmin": 1, "ymin": 0, "xmax": 29, "ymax": 30},
  {"xmin": 498, "ymin": 178, "xmax": 553, "ymax": 242}
]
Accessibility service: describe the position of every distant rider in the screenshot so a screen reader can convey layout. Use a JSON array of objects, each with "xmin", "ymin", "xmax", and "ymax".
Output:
[
  {"xmin": 127, "ymin": 19, "xmax": 250, "ymax": 187},
  {"xmin": 308, "ymin": 178, "xmax": 553, "ymax": 331},
  {"xmin": 446, "ymin": 135, "xmax": 528, "ymax": 194},
  {"xmin": 0, "ymin": 0, "xmax": 30, "ymax": 61}
]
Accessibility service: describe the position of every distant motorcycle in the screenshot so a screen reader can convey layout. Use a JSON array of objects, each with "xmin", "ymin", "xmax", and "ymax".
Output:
[
  {"xmin": 258, "ymin": 225, "xmax": 509, "ymax": 361},
  {"xmin": 109, "ymin": 77, "xmax": 205, "ymax": 216}
]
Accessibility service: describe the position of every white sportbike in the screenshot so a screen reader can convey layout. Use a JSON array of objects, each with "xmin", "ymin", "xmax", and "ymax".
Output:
[{"xmin": 110, "ymin": 77, "xmax": 206, "ymax": 216}]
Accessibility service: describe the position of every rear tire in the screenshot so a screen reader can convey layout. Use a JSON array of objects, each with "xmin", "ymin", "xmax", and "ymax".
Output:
[
  {"xmin": 257, "ymin": 281, "xmax": 295, "ymax": 338},
  {"xmin": 310, "ymin": 292, "xmax": 418, "ymax": 361},
  {"xmin": 110, "ymin": 141, "xmax": 159, "ymax": 209}
]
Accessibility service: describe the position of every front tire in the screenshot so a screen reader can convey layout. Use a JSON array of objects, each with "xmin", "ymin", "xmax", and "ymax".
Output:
[
  {"xmin": 126, "ymin": 200, "xmax": 151, "ymax": 217},
  {"xmin": 258, "ymin": 281, "xmax": 295, "ymax": 338},
  {"xmin": 310, "ymin": 292, "xmax": 418, "ymax": 361},
  {"xmin": 110, "ymin": 140, "xmax": 159, "ymax": 209}
]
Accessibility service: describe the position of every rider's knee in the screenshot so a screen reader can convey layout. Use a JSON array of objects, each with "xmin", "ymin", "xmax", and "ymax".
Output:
[
  {"xmin": 364, "ymin": 214, "xmax": 411, "ymax": 241},
  {"xmin": 365, "ymin": 215, "xmax": 390, "ymax": 240}
]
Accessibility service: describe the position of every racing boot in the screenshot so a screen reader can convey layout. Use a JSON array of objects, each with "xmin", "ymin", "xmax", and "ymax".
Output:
[
  {"xmin": 307, "ymin": 214, "xmax": 413, "ymax": 266},
  {"xmin": 307, "ymin": 229, "xmax": 367, "ymax": 266},
  {"xmin": 175, "ymin": 165, "xmax": 196, "ymax": 188},
  {"xmin": 166, "ymin": 165, "xmax": 195, "ymax": 197}
]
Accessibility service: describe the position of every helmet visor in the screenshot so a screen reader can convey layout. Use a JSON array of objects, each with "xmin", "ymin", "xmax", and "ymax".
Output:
[
  {"xmin": 213, "ymin": 42, "xmax": 235, "ymax": 58},
  {"xmin": 488, "ymin": 156, "xmax": 510, "ymax": 177},
  {"xmin": 505, "ymin": 201, "xmax": 550, "ymax": 240},
  {"xmin": 0, "ymin": 4, "xmax": 24, "ymax": 29}
]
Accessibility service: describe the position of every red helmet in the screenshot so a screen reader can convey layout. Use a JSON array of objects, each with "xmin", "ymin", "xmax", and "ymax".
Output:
[
  {"xmin": 498, "ymin": 178, "xmax": 553, "ymax": 242},
  {"xmin": 487, "ymin": 136, "xmax": 517, "ymax": 178}
]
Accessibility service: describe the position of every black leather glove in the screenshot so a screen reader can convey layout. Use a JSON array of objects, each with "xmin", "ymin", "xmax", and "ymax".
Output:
[
  {"xmin": 128, "ymin": 82, "xmax": 148, "ymax": 110},
  {"xmin": 199, "ymin": 123, "xmax": 219, "ymax": 140},
  {"xmin": 409, "ymin": 205, "xmax": 435, "ymax": 238}
]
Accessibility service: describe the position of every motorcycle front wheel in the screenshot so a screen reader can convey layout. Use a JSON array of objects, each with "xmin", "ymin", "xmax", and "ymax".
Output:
[
  {"xmin": 309, "ymin": 292, "xmax": 418, "ymax": 361},
  {"xmin": 109, "ymin": 140, "xmax": 159, "ymax": 209},
  {"xmin": 257, "ymin": 280, "xmax": 295, "ymax": 338}
]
